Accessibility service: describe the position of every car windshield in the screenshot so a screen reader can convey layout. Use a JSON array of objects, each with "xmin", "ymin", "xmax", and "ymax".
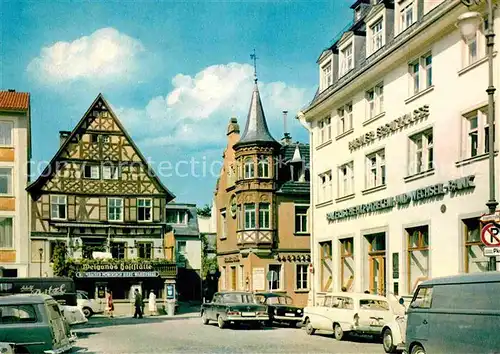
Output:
[
  {"xmin": 267, "ymin": 296, "xmax": 292, "ymax": 305},
  {"xmin": 222, "ymin": 293, "xmax": 256, "ymax": 304},
  {"xmin": 359, "ymin": 299, "xmax": 390, "ymax": 311}
]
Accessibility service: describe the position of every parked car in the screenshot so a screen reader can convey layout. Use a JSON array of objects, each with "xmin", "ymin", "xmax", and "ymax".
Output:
[
  {"xmin": 201, "ymin": 291, "xmax": 269, "ymax": 329},
  {"xmin": 77, "ymin": 290, "xmax": 104, "ymax": 318},
  {"xmin": 302, "ymin": 292, "xmax": 395, "ymax": 341},
  {"xmin": 405, "ymin": 272, "xmax": 500, "ymax": 354},
  {"xmin": 0, "ymin": 294, "xmax": 77, "ymax": 354},
  {"xmin": 0, "ymin": 342, "xmax": 14, "ymax": 354},
  {"xmin": 254, "ymin": 292, "xmax": 303, "ymax": 327},
  {"xmin": 60, "ymin": 304, "xmax": 88, "ymax": 326},
  {"xmin": 381, "ymin": 295, "xmax": 407, "ymax": 353}
]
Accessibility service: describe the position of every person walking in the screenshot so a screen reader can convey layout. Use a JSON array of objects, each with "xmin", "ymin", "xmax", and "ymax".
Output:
[
  {"xmin": 133, "ymin": 289, "xmax": 143, "ymax": 319},
  {"xmin": 148, "ymin": 290, "xmax": 157, "ymax": 316},
  {"xmin": 105, "ymin": 290, "xmax": 114, "ymax": 318}
]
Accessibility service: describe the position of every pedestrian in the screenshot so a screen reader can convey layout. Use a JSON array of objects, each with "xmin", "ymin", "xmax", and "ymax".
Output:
[
  {"xmin": 148, "ymin": 290, "xmax": 157, "ymax": 316},
  {"xmin": 133, "ymin": 289, "xmax": 143, "ymax": 319},
  {"xmin": 105, "ymin": 290, "xmax": 114, "ymax": 318},
  {"xmin": 341, "ymin": 286, "xmax": 347, "ymax": 292}
]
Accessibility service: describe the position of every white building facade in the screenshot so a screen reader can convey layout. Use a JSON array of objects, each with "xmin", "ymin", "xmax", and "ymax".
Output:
[{"xmin": 300, "ymin": 0, "xmax": 500, "ymax": 305}]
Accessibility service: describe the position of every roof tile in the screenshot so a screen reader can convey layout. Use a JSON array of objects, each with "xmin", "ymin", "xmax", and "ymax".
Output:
[{"xmin": 0, "ymin": 91, "xmax": 30, "ymax": 111}]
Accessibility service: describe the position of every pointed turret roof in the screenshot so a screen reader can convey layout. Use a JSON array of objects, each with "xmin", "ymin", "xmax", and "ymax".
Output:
[{"xmin": 234, "ymin": 81, "xmax": 278, "ymax": 148}]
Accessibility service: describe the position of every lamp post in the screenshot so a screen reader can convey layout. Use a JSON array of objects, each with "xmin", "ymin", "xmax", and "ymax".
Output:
[
  {"xmin": 38, "ymin": 248, "xmax": 43, "ymax": 278},
  {"xmin": 457, "ymin": 0, "xmax": 497, "ymax": 271}
]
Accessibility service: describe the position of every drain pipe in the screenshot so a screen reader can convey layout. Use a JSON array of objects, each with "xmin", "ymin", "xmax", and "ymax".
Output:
[{"xmin": 296, "ymin": 111, "xmax": 315, "ymax": 307}]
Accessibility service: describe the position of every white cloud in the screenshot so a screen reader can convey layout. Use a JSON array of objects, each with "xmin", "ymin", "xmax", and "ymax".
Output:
[
  {"xmin": 117, "ymin": 62, "xmax": 313, "ymax": 148},
  {"xmin": 27, "ymin": 28, "xmax": 145, "ymax": 84}
]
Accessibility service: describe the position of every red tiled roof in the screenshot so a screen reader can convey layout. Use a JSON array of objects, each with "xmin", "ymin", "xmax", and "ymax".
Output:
[{"xmin": 0, "ymin": 91, "xmax": 30, "ymax": 111}]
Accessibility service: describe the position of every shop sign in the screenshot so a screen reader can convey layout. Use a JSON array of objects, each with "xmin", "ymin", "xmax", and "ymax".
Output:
[
  {"xmin": 348, "ymin": 105, "xmax": 430, "ymax": 151},
  {"xmin": 80, "ymin": 262, "xmax": 154, "ymax": 272},
  {"xmin": 75, "ymin": 271, "xmax": 160, "ymax": 278},
  {"xmin": 20, "ymin": 284, "xmax": 67, "ymax": 296},
  {"xmin": 326, "ymin": 175, "xmax": 475, "ymax": 222},
  {"xmin": 224, "ymin": 255, "xmax": 239, "ymax": 263}
]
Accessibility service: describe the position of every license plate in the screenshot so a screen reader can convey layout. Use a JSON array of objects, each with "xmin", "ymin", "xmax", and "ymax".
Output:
[
  {"xmin": 241, "ymin": 312, "xmax": 256, "ymax": 317},
  {"xmin": 285, "ymin": 313, "xmax": 296, "ymax": 317},
  {"xmin": 370, "ymin": 320, "xmax": 382, "ymax": 326}
]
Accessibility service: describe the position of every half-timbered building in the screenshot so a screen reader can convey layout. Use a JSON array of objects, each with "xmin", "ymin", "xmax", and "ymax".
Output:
[{"xmin": 27, "ymin": 94, "xmax": 177, "ymax": 300}]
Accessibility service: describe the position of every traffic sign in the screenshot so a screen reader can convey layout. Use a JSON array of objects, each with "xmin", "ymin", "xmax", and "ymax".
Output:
[
  {"xmin": 484, "ymin": 247, "xmax": 500, "ymax": 257},
  {"xmin": 481, "ymin": 223, "xmax": 500, "ymax": 247}
]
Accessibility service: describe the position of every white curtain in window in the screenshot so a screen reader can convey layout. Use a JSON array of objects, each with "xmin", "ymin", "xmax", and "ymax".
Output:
[
  {"xmin": 0, "ymin": 218, "xmax": 13, "ymax": 248},
  {"xmin": 0, "ymin": 122, "xmax": 12, "ymax": 145}
]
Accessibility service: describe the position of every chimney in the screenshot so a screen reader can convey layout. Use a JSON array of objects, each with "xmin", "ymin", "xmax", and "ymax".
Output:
[
  {"xmin": 227, "ymin": 117, "xmax": 240, "ymax": 136},
  {"xmin": 281, "ymin": 111, "xmax": 292, "ymax": 145},
  {"xmin": 7, "ymin": 89, "xmax": 15, "ymax": 92},
  {"xmin": 59, "ymin": 131, "xmax": 71, "ymax": 147}
]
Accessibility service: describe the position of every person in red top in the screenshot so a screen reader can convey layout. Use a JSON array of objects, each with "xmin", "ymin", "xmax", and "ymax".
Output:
[{"xmin": 105, "ymin": 290, "xmax": 114, "ymax": 318}]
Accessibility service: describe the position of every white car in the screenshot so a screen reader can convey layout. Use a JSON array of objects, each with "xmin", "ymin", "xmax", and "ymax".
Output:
[
  {"xmin": 77, "ymin": 290, "xmax": 104, "ymax": 318},
  {"xmin": 60, "ymin": 304, "xmax": 88, "ymax": 325},
  {"xmin": 381, "ymin": 295, "xmax": 408, "ymax": 353},
  {"xmin": 302, "ymin": 292, "xmax": 396, "ymax": 341}
]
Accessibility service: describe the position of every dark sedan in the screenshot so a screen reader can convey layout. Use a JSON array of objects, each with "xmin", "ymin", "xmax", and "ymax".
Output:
[
  {"xmin": 201, "ymin": 291, "xmax": 269, "ymax": 329},
  {"xmin": 255, "ymin": 292, "xmax": 303, "ymax": 327}
]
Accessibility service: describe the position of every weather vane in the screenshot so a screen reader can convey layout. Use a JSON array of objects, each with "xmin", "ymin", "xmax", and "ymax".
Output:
[{"xmin": 250, "ymin": 49, "xmax": 258, "ymax": 82}]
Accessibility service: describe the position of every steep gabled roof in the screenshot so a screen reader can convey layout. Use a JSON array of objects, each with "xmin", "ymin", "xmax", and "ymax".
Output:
[{"xmin": 27, "ymin": 93, "xmax": 175, "ymax": 201}]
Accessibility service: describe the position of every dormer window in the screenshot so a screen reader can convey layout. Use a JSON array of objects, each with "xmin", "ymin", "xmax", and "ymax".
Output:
[
  {"xmin": 321, "ymin": 62, "xmax": 333, "ymax": 90},
  {"xmin": 340, "ymin": 43, "xmax": 354, "ymax": 77},
  {"xmin": 355, "ymin": 6, "xmax": 362, "ymax": 21},
  {"xmin": 400, "ymin": 3, "xmax": 414, "ymax": 32},
  {"xmin": 370, "ymin": 19, "xmax": 384, "ymax": 53}
]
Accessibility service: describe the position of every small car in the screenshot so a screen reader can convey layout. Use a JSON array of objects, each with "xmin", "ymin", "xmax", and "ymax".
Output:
[
  {"xmin": 382, "ymin": 296, "xmax": 407, "ymax": 353},
  {"xmin": 77, "ymin": 290, "xmax": 104, "ymax": 318},
  {"xmin": 60, "ymin": 304, "xmax": 88, "ymax": 325},
  {"xmin": 254, "ymin": 292, "xmax": 303, "ymax": 327},
  {"xmin": 0, "ymin": 294, "xmax": 77, "ymax": 354},
  {"xmin": 302, "ymin": 292, "xmax": 395, "ymax": 341},
  {"xmin": 200, "ymin": 291, "xmax": 269, "ymax": 329}
]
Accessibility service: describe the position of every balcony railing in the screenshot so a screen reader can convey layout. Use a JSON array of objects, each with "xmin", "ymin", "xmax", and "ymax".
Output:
[{"xmin": 236, "ymin": 229, "xmax": 274, "ymax": 248}]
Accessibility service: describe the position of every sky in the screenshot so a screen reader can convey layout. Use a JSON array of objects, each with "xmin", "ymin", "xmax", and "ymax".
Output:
[{"xmin": 0, "ymin": 0, "xmax": 353, "ymax": 207}]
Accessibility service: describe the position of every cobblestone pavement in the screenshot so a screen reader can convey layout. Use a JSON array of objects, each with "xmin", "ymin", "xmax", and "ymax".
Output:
[{"xmin": 72, "ymin": 314, "xmax": 385, "ymax": 354}]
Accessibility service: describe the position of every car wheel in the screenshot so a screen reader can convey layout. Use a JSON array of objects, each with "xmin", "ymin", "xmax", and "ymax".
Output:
[
  {"xmin": 82, "ymin": 307, "xmax": 93, "ymax": 318},
  {"xmin": 304, "ymin": 318, "xmax": 316, "ymax": 335},
  {"xmin": 383, "ymin": 328, "xmax": 397, "ymax": 353},
  {"xmin": 334, "ymin": 323, "xmax": 344, "ymax": 341},
  {"xmin": 217, "ymin": 315, "xmax": 226, "ymax": 329},
  {"xmin": 201, "ymin": 311, "xmax": 209, "ymax": 325},
  {"xmin": 411, "ymin": 344, "xmax": 426, "ymax": 354}
]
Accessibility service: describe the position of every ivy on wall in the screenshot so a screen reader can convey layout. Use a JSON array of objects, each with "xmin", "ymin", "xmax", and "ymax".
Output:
[{"xmin": 200, "ymin": 233, "xmax": 218, "ymax": 279}]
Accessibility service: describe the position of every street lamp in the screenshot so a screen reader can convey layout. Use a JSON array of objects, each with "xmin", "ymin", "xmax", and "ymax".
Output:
[
  {"xmin": 457, "ymin": 0, "xmax": 497, "ymax": 271},
  {"xmin": 38, "ymin": 248, "xmax": 43, "ymax": 278}
]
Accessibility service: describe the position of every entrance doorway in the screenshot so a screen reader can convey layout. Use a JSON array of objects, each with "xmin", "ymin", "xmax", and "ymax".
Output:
[
  {"xmin": 230, "ymin": 266, "xmax": 237, "ymax": 290},
  {"xmin": 366, "ymin": 232, "xmax": 386, "ymax": 295}
]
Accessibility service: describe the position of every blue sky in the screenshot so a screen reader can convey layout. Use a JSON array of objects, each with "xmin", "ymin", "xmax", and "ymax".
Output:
[{"xmin": 1, "ymin": 0, "xmax": 352, "ymax": 206}]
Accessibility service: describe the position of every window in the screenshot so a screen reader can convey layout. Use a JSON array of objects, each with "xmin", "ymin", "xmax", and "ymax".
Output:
[
  {"xmin": 409, "ymin": 129, "xmax": 433, "ymax": 175},
  {"xmin": 258, "ymin": 203, "xmax": 270, "ymax": 229},
  {"xmin": 295, "ymin": 205, "xmax": 308, "ymax": 233},
  {"xmin": 102, "ymin": 135, "xmax": 111, "ymax": 143},
  {"xmin": 338, "ymin": 162, "xmax": 354, "ymax": 197},
  {"xmin": 0, "ymin": 218, "xmax": 13, "ymax": 249},
  {"xmin": 0, "ymin": 168, "xmax": 12, "ymax": 195},
  {"xmin": 409, "ymin": 54, "xmax": 432, "ymax": 96},
  {"xmin": 90, "ymin": 134, "xmax": 99, "ymax": 144},
  {"xmin": 321, "ymin": 62, "xmax": 333, "ymax": 90},
  {"xmin": 166, "ymin": 210, "xmax": 188, "ymax": 224},
  {"xmin": 238, "ymin": 265, "xmax": 245, "ymax": 290},
  {"xmin": 410, "ymin": 286, "xmax": 433, "ymax": 309},
  {"xmin": 318, "ymin": 170, "xmax": 332, "ymax": 203},
  {"xmin": 111, "ymin": 242, "xmax": 126, "ymax": 259},
  {"xmin": 257, "ymin": 156, "xmax": 269, "ymax": 178},
  {"xmin": 0, "ymin": 122, "xmax": 13, "ymax": 146},
  {"xmin": 0, "ymin": 305, "xmax": 37, "ymax": 324},
  {"xmin": 463, "ymin": 20, "xmax": 486, "ymax": 66},
  {"xmin": 296, "ymin": 264, "xmax": 308, "ymax": 290},
  {"xmin": 244, "ymin": 203, "xmax": 256, "ymax": 229},
  {"xmin": 370, "ymin": 19, "xmax": 384, "ymax": 53},
  {"xmin": 340, "ymin": 43, "xmax": 353, "ymax": 76},
  {"xmin": 83, "ymin": 165, "xmax": 100, "ymax": 179},
  {"xmin": 340, "ymin": 238, "xmax": 354, "ymax": 291},
  {"xmin": 220, "ymin": 210, "xmax": 227, "ymax": 239},
  {"xmin": 137, "ymin": 198, "xmax": 152, "ymax": 221},
  {"xmin": 102, "ymin": 165, "xmax": 120, "ymax": 180},
  {"xmin": 337, "ymin": 103, "xmax": 352, "ymax": 135},
  {"xmin": 366, "ymin": 149, "xmax": 385, "ymax": 189},
  {"xmin": 318, "ymin": 117, "xmax": 331, "ymax": 145},
  {"xmin": 268, "ymin": 264, "xmax": 281, "ymax": 290},
  {"xmin": 366, "ymin": 83, "xmax": 384, "ymax": 119},
  {"xmin": 108, "ymin": 198, "xmax": 123, "ymax": 221},
  {"xmin": 463, "ymin": 108, "xmax": 494, "ymax": 158},
  {"xmin": 138, "ymin": 243, "xmax": 152, "ymax": 259},
  {"xmin": 244, "ymin": 158, "xmax": 254, "ymax": 179},
  {"xmin": 50, "ymin": 195, "xmax": 67, "ymax": 220},
  {"xmin": 320, "ymin": 241, "xmax": 333, "ymax": 291},
  {"xmin": 463, "ymin": 218, "xmax": 488, "ymax": 273},
  {"xmin": 177, "ymin": 240, "xmax": 187, "ymax": 254},
  {"xmin": 400, "ymin": 3, "xmax": 414, "ymax": 32},
  {"xmin": 407, "ymin": 225, "xmax": 429, "ymax": 294}
]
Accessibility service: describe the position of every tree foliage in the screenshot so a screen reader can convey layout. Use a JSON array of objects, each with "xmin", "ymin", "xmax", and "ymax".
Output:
[
  {"xmin": 200, "ymin": 233, "xmax": 218, "ymax": 279},
  {"xmin": 51, "ymin": 242, "xmax": 72, "ymax": 277},
  {"xmin": 197, "ymin": 204, "xmax": 211, "ymax": 217}
]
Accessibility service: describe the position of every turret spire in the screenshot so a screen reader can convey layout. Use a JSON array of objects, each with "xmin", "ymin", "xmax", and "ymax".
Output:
[{"xmin": 250, "ymin": 49, "xmax": 258, "ymax": 83}]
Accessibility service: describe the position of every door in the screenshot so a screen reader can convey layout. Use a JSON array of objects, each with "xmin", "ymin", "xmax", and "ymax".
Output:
[
  {"xmin": 230, "ymin": 267, "xmax": 237, "ymax": 291},
  {"xmin": 406, "ymin": 286, "xmax": 432, "ymax": 348},
  {"xmin": 369, "ymin": 255, "xmax": 386, "ymax": 295}
]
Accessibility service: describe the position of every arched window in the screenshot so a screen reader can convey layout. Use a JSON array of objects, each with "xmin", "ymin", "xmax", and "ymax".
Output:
[
  {"xmin": 244, "ymin": 158, "xmax": 254, "ymax": 179},
  {"xmin": 258, "ymin": 156, "xmax": 269, "ymax": 178}
]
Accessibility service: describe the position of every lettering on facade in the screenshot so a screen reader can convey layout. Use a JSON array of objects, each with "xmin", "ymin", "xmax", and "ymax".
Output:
[
  {"xmin": 81, "ymin": 262, "xmax": 154, "ymax": 272},
  {"xmin": 75, "ymin": 271, "xmax": 160, "ymax": 278},
  {"xmin": 326, "ymin": 175, "xmax": 475, "ymax": 222},
  {"xmin": 224, "ymin": 255, "xmax": 239, "ymax": 263},
  {"xmin": 348, "ymin": 105, "xmax": 430, "ymax": 151}
]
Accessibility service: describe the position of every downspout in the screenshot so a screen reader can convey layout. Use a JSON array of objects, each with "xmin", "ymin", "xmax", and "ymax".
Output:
[{"xmin": 296, "ymin": 111, "xmax": 314, "ymax": 306}]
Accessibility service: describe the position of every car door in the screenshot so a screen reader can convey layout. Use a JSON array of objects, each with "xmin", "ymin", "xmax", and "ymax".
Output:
[
  {"xmin": 406, "ymin": 286, "xmax": 432, "ymax": 348},
  {"xmin": 315, "ymin": 295, "xmax": 334, "ymax": 331},
  {"xmin": 208, "ymin": 294, "xmax": 219, "ymax": 320}
]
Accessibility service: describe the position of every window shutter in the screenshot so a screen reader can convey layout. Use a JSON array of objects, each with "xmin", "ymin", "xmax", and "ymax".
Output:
[
  {"xmin": 153, "ymin": 198, "xmax": 160, "ymax": 222},
  {"xmin": 68, "ymin": 195, "xmax": 76, "ymax": 220},
  {"xmin": 130, "ymin": 198, "xmax": 137, "ymax": 221},
  {"xmin": 99, "ymin": 198, "xmax": 107, "ymax": 221},
  {"xmin": 124, "ymin": 198, "xmax": 130, "ymax": 222},
  {"xmin": 408, "ymin": 140, "xmax": 415, "ymax": 176},
  {"xmin": 41, "ymin": 195, "xmax": 50, "ymax": 219}
]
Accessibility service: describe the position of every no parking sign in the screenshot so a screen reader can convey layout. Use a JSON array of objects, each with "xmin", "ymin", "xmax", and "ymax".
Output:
[{"xmin": 480, "ymin": 222, "xmax": 500, "ymax": 247}]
